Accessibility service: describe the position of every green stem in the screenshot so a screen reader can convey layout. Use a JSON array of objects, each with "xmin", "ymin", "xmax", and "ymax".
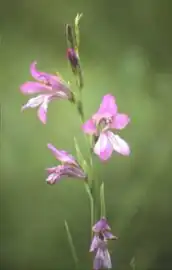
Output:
[{"xmin": 74, "ymin": 84, "xmax": 97, "ymax": 230}]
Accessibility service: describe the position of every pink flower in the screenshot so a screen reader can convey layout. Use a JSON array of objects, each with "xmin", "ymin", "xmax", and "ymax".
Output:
[
  {"xmin": 90, "ymin": 219, "xmax": 118, "ymax": 269},
  {"xmin": 92, "ymin": 217, "xmax": 111, "ymax": 233},
  {"xmin": 46, "ymin": 143, "xmax": 87, "ymax": 184},
  {"xmin": 90, "ymin": 236, "xmax": 112, "ymax": 270},
  {"xmin": 90, "ymin": 218, "xmax": 118, "ymax": 251},
  {"xmin": 82, "ymin": 94, "xmax": 130, "ymax": 160},
  {"xmin": 20, "ymin": 61, "xmax": 73, "ymax": 124}
]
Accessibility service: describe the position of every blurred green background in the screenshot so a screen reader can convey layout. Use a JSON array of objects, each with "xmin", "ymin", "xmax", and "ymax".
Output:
[{"xmin": 1, "ymin": 0, "xmax": 172, "ymax": 269}]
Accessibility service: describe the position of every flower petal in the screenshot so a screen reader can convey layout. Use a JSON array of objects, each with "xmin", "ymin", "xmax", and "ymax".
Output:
[
  {"xmin": 61, "ymin": 165, "xmax": 87, "ymax": 179},
  {"xmin": 93, "ymin": 94, "xmax": 117, "ymax": 124},
  {"xmin": 20, "ymin": 82, "xmax": 52, "ymax": 94},
  {"xmin": 82, "ymin": 119, "xmax": 97, "ymax": 135},
  {"xmin": 46, "ymin": 172, "xmax": 61, "ymax": 184},
  {"xmin": 46, "ymin": 167, "xmax": 57, "ymax": 173},
  {"xmin": 37, "ymin": 96, "xmax": 49, "ymax": 124},
  {"xmin": 107, "ymin": 131, "xmax": 130, "ymax": 156},
  {"xmin": 21, "ymin": 95, "xmax": 45, "ymax": 111},
  {"xmin": 92, "ymin": 218, "xmax": 111, "ymax": 233},
  {"xmin": 46, "ymin": 165, "xmax": 65, "ymax": 184},
  {"xmin": 94, "ymin": 133, "xmax": 113, "ymax": 161},
  {"xmin": 30, "ymin": 62, "xmax": 72, "ymax": 99},
  {"xmin": 90, "ymin": 236, "xmax": 99, "ymax": 252},
  {"xmin": 103, "ymin": 231, "xmax": 116, "ymax": 240},
  {"xmin": 111, "ymin": 113, "xmax": 130, "ymax": 130},
  {"xmin": 94, "ymin": 245, "xmax": 111, "ymax": 270},
  {"xmin": 30, "ymin": 61, "xmax": 50, "ymax": 82},
  {"xmin": 46, "ymin": 164, "xmax": 86, "ymax": 183},
  {"xmin": 47, "ymin": 144, "xmax": 77, "ymax": 165}
]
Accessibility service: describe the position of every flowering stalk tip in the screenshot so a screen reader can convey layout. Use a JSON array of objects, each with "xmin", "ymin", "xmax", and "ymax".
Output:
[
  {"xmin": 66, "ymin": 15, "xmax": 84, "ymax": 90},
  {"xmin": 74, "ymin": 13, "xmax": 83, "ymax": 48}
]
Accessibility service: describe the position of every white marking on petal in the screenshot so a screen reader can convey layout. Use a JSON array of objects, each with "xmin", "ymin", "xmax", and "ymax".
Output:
[
  {"xmin": 94, "ymin": 133, "xmax": 108, "ymax": 156},
  {"xmin": 21, "ymin": 95, "xmax": 46, "ymax": 110},
  {"xmin": 107, "ymin": 131, "xmax": 130, "ymax": 156}
]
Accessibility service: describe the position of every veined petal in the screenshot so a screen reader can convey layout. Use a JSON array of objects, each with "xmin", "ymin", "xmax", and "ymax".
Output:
[
  {"xmin": 53, "ymin": 91, "xmax": 69, "ymax": 99},
  {"xmin": 46, "ymin": 167, "xmax": 57, "ymax": 173},
  {"xmin": 103, "ymin": 250, "xmax": 112, "ymax": 269},
  {"xmin": 92, "ymin": 218, "xmax": 111, "ymax": 233},
  {"xmin": 82, "ymin": 119, "xmax": 97, "ymax": 135},
  {"xmin": 46, "ymin": 172, "xmax": 61, "ymax": 184},
  {"xmin": 30, "ymin": 61, "xmax": 52, "ymax": 82},
  {"xmin": 103, "ymin": 231, "xmax": 117, "ymax": 240},
  {"xmin": 94, "ymin": 133, "xmax": 113, "ymax": 161},
  {"xmin": 37, "ymin": 96, "xmax": 50, "ymax": 124},
  {"xmin": 90, "ymin": 236, "xmax": 99, "ymax": 252},
  {"xmin": 46, "ymin": 165, "xmax": 64, "ymax": 184},
  {"xmin": 47, "ymin": 144, "xmax": 78, "ymax": 165},
  {"xmin": 30, "ymin": 62, "xmax": 72, "ymax": 98},
  {"xmin": 111, "ymin": 113, "xmax": 130, "ymax": 130},
  {"xmin": 93, "ymin": 94, "xmax": 117, "ymax": 124},
  {"xmin": 94, "ymin": 243, "xmax": 112, "ymax": 270},
  {"xmin": 20, "ymin": 81, "xmax": 52, "ymax": 94},
  {"xmin": 46, "ymin": 164, "xmax": 86, "ymax": 184},
  {"xmin": 21, "ymin": 95, "xmax": 46, "ymax": 111},
  {"xmin": 60, "ymin": 165, "xmax": 87, "ymax": 179},
  {"xmin": 107, "ymin": 131, "xmax": 130, "ymax": 156}
]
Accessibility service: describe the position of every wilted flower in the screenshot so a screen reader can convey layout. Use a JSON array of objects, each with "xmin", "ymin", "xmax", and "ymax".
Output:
[
  {"xmin": 90, "ymin": 233, "xmax": 112, "ymax": 270},
  {"xmin": 82, "ymin": 94, "xmax": 130, "ymax": 160},
  {"xmin": 46, "ymin": 143, "xmax": 87, "ymax": 184},
  {"xmin": 20, "ymin": 61, "xmax": 73, "ymax": 124}
]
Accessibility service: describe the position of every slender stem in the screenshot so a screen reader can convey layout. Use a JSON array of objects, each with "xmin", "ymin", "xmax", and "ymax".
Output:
[{"xmin": 74, "ymin": 80, "xmax": 97, "ymax": 232}]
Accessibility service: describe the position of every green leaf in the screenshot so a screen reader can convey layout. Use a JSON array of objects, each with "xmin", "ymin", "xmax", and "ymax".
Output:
[
  {"xmin": 100, "ymin": 182, "xmax": 106, "ymax": 217},
  {"xmin": 84, "ymin": 183, "xmax": 94, "ymax": 237},
  {"xmin": 64, "ymin": 220, "xmax": 79, "ymax": 267},
  {"xmin": 74, "ymin": 13, "xmax": 83, "ymax": 48}
]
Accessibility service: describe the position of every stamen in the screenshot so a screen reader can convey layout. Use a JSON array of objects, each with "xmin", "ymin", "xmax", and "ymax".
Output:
[{"xmin": 97, "ymin": 117, "xmax": 113, "ymax": 132}]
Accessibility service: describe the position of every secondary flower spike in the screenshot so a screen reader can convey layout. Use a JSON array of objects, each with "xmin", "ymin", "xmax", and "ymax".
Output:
[
  {"xmin": 82, "ymin": 94, "xmax": 130, "ymax": 160},
  {"xmin": 20, "ymin": 61, "xmax": 73, "ymax": 124},
  {"xmin": 46, "ymin": 143, "xmax": 87, "ymax": 184}
]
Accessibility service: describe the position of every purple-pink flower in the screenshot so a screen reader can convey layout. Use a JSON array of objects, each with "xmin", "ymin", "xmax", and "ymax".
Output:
[
  {"xmin": 20, "ymin": 61, "xmax": 73, "ymax": 124},
  {"xmin": 82, "ymin": 94, "xmax": 130, "ymax": 160},
  {"xmin": 90, "ymin": 219, "xmax": 118, "ymax": 269},
  {"xmin": 92, "ymin": 217, "xmax": 111, "ymax": 232},
  {"xmin": 90, "ymin": 218, "xmax": 117, "ymax": 250},
  {"xmin": 90, "ymin": 235, "xmax": 112, "ymax": 270},
  {"xmin": 46, "ymin": 143, "xmax": 87, "ymax": 184}
]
